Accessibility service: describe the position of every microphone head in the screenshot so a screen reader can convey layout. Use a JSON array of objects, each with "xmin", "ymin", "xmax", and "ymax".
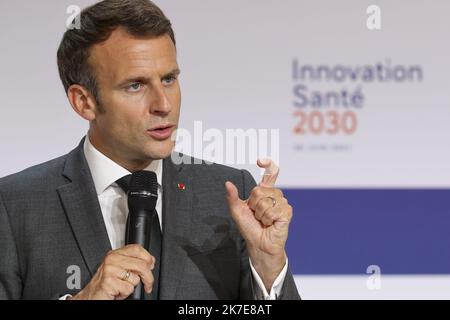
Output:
[{"xmin": 128, "ymin": 170, "xmax": 158, "ymax": 212}]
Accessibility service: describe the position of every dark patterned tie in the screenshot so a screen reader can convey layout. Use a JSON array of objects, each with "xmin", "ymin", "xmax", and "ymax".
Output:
[{"xmin": 116, "ymin": 174, "xmax": 162, "ymax": 300}]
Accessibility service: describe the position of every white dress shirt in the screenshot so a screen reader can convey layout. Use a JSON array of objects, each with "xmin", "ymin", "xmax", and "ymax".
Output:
[
  {"xmin": 83, "ymin": 136, "xmax": 163, "ymax": 250},
  {"xmin": 77, "ymin": 136, "xmax": 287, "ymax": 299}
]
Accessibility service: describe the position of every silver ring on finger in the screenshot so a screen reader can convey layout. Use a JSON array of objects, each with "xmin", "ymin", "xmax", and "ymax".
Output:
[{"xmin": 266, "ymin": 196, "xmax": 276, "ymax": 207}]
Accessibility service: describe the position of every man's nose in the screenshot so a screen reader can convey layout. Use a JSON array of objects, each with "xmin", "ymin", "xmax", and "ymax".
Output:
[{"xmin": 149, "ymin": 85, "xmax": 171, "ymax": 115}]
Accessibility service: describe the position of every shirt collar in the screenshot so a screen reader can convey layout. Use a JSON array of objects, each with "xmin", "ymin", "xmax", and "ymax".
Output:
[{"xmin": 83, "ymin": 135, "xmax": 163, "ymax": 195}]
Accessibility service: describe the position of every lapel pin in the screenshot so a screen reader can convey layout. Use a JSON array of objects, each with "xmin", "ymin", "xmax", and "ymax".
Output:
[{"xmin": 177, "ymin": 183, "xmax": 186, "ymax": 190}]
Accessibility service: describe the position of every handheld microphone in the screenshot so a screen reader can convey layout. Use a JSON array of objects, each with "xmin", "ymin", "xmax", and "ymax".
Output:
[{"xmin": 125, "ymin": 170, "xmax": 158, "ymax": 300}]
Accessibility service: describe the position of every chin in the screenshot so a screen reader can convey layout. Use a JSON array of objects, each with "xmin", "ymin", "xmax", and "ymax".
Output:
[{"xmin": 146, "ymin": 144, "xmax": 174, "ymax": 160}]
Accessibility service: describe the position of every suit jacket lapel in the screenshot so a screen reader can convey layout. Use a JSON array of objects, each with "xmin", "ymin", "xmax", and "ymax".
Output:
[
  {"xmin": 159, "ymin": 154, "xmax": 194, "ymax": 299},
  {"xmin": 56, "ymin": 142, "xmax": 194, "ymax": 295},
  {"xmin": 57, "ymin": 139, "xmax": 112, "ymax": 277}
]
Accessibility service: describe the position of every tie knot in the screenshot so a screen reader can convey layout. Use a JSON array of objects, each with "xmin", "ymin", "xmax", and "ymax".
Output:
[{"xmin": 116, "ymin": 174, "xmax": 132, "ymax": 193}]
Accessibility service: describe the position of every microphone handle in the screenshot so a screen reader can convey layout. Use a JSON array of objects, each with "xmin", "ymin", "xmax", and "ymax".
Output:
[{"xmin": 126, "ymin": 211, "xmax": 150, "ymax": 300}]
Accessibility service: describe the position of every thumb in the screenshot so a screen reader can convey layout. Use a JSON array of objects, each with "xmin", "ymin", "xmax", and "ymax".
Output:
[{"xmin": 225, "ymin": 181, "xmax": 242, "ymax": 213}]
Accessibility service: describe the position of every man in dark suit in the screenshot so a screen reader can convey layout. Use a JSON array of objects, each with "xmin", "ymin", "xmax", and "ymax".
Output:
[{"xmin": 0, "ymin": 0, "xmax": 300, "ymax": 300}]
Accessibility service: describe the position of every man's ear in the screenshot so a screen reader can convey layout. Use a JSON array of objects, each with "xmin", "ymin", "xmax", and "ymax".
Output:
[{"xmin": 67, "ymin": 84, "xmax": 99, "ymax": 121}]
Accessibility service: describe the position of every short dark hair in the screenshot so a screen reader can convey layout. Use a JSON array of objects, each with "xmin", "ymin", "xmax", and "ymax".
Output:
[{"xmin": 57, "ymin": 0, "xmax": 176, "ymax": 103}]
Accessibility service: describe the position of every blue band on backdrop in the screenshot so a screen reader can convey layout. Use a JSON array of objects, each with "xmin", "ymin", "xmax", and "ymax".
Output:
[{"xmin": 284, "ymin": 189, "xmax": 450, "ymax": 275}]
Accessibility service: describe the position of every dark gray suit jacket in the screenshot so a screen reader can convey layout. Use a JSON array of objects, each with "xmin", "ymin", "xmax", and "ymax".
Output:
[{"xmin": 0, "ymin": 139, "xmax": 300, "ymax": 300}]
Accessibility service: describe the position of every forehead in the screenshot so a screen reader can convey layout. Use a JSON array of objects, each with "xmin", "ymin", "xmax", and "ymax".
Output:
[{"xmin": 89, "ymin": 27, "xmax": 177, "ymax": 81}]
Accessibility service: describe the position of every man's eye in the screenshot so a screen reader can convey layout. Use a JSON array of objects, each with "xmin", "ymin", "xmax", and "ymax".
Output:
[
  {"xmin": 127, "ymin": 82, "xmax": 142, "ymax": 92},
  {"xmin": 162, "ymin": 76, "xmax": 177, "ymax": 86}
]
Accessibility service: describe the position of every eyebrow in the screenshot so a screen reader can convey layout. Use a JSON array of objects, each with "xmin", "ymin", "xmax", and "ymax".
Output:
[{"xmin": 117, "ymin": 68, "xmax": 181, "ymax": 87}]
